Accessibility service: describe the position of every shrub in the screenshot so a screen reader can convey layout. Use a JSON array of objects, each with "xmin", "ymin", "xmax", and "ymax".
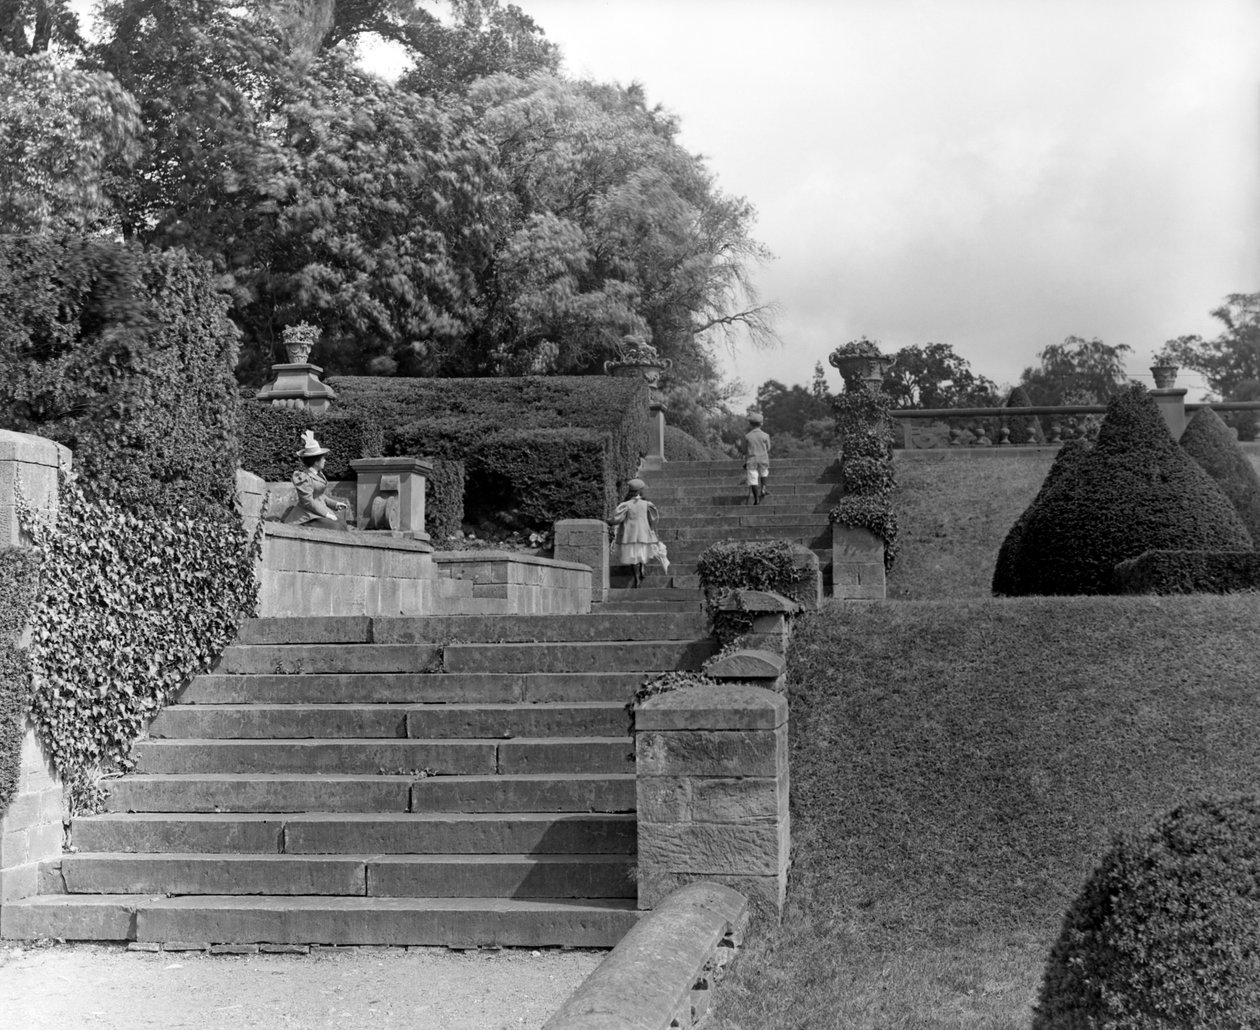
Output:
[
  {"xmin": 1034, "ymin": 794, "xmax": 1260, "ymax": 1030},
  {"xmin": 664, "ymin": 424, "xmax": 720, "ymax": 461},
  {"xmin": 467, "ymin": 428, "xmax": 609, "ymax": 528},
  {"xmin": 1180, "ymin": 406, "xmax": 1260, "ymax": 545},
  {"xmin": 1002, "ymin": 385, "xmax": 1045, "ymax": 445},
  {"xmin": 832, "ymin": 383, "xmax": 897, "ymax": 567},
  {"xmin": 425, "ymin": 458, "xmax": 465, "ymax": 542},
  {"xmin": 19, "ymin": 472, "xmax": 260, "ymax": 809},
  {"xmin": 1113, "ymin": 549, "xmax": 1260, "ymax": 595},
  {"xmin": 1001, "ymin": 384, "xmax": 1252, "ymax": 595},
  {"xmin": 696, "ymin": 540, "xmax": 818, "ymax": 608},
  {"xmin": 237, "ymin": 405, "xmax": 384, "ymax": 482},
  {"xmin": 992, "ymin": 440, "xmax": 1093, "ymax": 596},
  {"xmin": 0, "ymin": 548, "xmax": 39, "ymax": 816},
  {"xmin": 0, "ymin": 235, "xmax": 241, "ymax": 517}
]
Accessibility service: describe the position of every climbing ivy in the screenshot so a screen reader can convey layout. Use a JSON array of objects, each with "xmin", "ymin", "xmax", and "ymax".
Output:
[{"xmin": 0, "ymin": 547, "xmax": 40, "ymax": 816}]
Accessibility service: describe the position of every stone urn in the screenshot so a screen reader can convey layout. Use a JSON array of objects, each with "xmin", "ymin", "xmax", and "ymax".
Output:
[
  {"xmin": 1150, "ymin": 363, "xmax": 1179, "ymax": 389},
  {"xmin": 828, "ymin": 340, "xmax": 896, "ymax": 391},
  {"xmin": 281, "ymin": 322, "xmax": 321, "ymax": 365},
  {"xmin": 604, "ymin": 336, "xmax": 672, "ymax": 397}
]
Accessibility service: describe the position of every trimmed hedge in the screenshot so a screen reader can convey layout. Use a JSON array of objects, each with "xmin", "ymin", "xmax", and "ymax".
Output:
[
  {"xmin": 1180, "ymin": 405, "xmax": 1260, "ymax": 545},
  {"xmin": 1034, "ymin": 794, "xmax": 1260, "ymax": 1029},
  {"xmin": 425, "ymin": 458, "xmax": 465, "ymax": 542},
  {"xmin": 664, "ymin": 425, "xmax": 721, "ymax": 461},
  {"xmin": 999, "ymin": 384, "xmax": 1252, "ymax": 595},
  {"xmin": 1002, "ymin": 385, "xmax": 1045, "ymax": 445},
  {"xmin": 0, "ymin": 548, "xmax": 39, "ymax": 816},
  {"xmin": 0, "ymin": 235, "xmax": 241, "ymax": 517},
  {"xmin": 238, "ymin": 406, "xmax": 384, "ymax": 481},
  {"xmin": 331, "ymin": 375, "xmax": 649, "ymax": 527},
  {"xmin": 1113, "ymin": 549, "xmax": 1260, "ymax": 595}
]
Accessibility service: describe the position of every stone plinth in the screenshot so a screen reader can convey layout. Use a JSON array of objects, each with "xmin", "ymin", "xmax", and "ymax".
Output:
[
  {"xmin": 714, "ymin": 590, "xmax": 800, "ymax": 656},
  {"xmin": 636, "ymin": 685, "xmax": 789, "ymax": 922},
  {"xmin": 255, "ymin": 363, "xmax": 336, "ymax": 413},
  {"xmin": 350, "ymin": 457, "xmax": 432, "ymax": 541},
  {"xmin": 648, "ymin": 403, "xmax": 666, "ymax": 463},
  {"xmin": 0, "ymin": 430, "xmax": 70, "ymax": 548},
  {"xmin": 1151, "ymin": 388, "xmax": 1188, "ymax": 441},
  {"xmin": 553, "ymin": 519, "xmax": 610, "ymax": 603},
  {"xmin": 1, "ymin": 726, "xmax": 65, "ymax": 905},
  {"xmin": 831, "ymin": 524, "xmax": 886, "ymax": 599}
]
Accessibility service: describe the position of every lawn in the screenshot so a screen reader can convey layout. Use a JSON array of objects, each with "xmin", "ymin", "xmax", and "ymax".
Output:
[{"xmin": 712, "ymin": 592, "xmax": 1260, "ymax": 1030}]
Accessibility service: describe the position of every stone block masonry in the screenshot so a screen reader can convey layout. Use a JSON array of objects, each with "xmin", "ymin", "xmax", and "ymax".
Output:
[
  {"xmin": 636, "ymin": 685, "xmax": 789, "ymax": 922},
  {"xmin": 832, "ymin": 524, "xmax": 887, "ymax": 600},
  {"xmin": 553, "ymin": 519, "xmax": 610, "ymax": 603}
]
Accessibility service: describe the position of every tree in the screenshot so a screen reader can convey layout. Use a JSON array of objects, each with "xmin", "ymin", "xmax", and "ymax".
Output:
[
  {"xmin": 1019, "ymin": 336, "xmax": 1132, "ymax": 406},
  {"xmin": 1162, "ymin": 292, "xmax": 1260, "ymax": 398},
  {"xmin": 755, "ymin": 379, "xmax": 829, "ymax": 437},
  {"xmin": 0, "ymin": 52, "xmax": 140, "ymax": 232},
  {"xmin": 0, "ymin": 0, "xmax": 82, "ymax": 55},
  {"xmin": 880, "ymin": 342, "xmax": 999, "ymax": 408}
]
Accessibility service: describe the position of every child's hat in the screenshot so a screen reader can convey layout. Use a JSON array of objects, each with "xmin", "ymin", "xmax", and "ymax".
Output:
[
  {"xmin": 747, "ymin": 412, "xmax": 764, "ymax": 425},
  {"xmin": 628, "ymin": 478, "xmax": 646, "ymax": 492},
  {"xmin": 295, "ymin": 429, "xmax": 330, "ymax": 457}
]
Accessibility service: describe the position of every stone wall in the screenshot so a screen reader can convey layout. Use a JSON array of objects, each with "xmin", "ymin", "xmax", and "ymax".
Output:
[
  {"xmin": 433, "ymin": 552, "xmax": 592, "ymax": 616},
  {"xmin": 636, "ymin": 685, "xmax": 790, "ymax": 922},
  {"xmin": 553, "ymin": 519, "xmax": 610, "ymax": 603}
]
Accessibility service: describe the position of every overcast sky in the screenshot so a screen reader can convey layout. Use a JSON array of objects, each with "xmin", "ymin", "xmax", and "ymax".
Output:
[{"xmin": 509, "ymin": 0, "xmax": 1260, "ymax": 401}]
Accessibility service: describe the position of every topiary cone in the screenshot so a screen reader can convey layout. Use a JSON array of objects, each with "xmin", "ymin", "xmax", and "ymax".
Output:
[
  {"xmin": 1179, "ymin": 406, "xmax": 1260, "ymax": 547},
  {"xmin": 1002, "ymin": 384, "xmax": 1252, "ymax": 595}
]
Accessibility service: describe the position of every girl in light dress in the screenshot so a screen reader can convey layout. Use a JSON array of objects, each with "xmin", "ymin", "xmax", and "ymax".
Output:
[{"xmin": 610, "ymin": 478, "xmax": 669, "ymax": 587}]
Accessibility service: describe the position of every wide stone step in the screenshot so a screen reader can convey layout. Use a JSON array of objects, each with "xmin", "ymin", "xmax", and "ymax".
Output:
[
  {"xmin": 132, "ymin": 737, "xmax": 635, "ymax": 775},
  {"xmin": 0, "ymin": 894, "xmax": 640, "ymax": 947},
  {"xmin": 656, "ymin": 525, "xmax": 830, "ymax": 544},
  {"xmin": 442, "ymin": 639, "xmax": 714, "ymax": 674},
  {"xmin": 214, "ymin": 644, "xmax": 441, "ymax": 676},
  {"xmin": 661, "ymin": 497, "xmax": 831, "ymax": 511},
  {"xmin": 649, "ymin": 482, "xmax": 839, "ymax": 499},
  {"xmin": 105, "ymin": 773, "xmax": 635, "ymax": 814},
  {"xmin": 662, "ymin": 512, "xmax": 837, "ymax": 529},
  {"xmin": 180, "ymin": 672, "xmax": 646, "ymax": 705},
  {"xmin": 50, "ymin": 852, "xmax": 635, "ymax": 899},
  {"xmin": 71, "ymin": 812, "xmax": 636, "ymax": 855},
  {"xmin": 149, "ymin": 702, "xmax": 632, "ymax": 740}
]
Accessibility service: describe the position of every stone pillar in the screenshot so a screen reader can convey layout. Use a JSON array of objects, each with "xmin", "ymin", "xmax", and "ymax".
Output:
[
  {"xmin": 553, "ymin": 519, "xmax": 610, "ymax": 603},
  {"xmin": 636, "ymin": 684, "xmax": 789, "ymax": 922},
  {"xmin": 831, "ymin": 524, "xmax": 886, "ymax": 599},
  {"xmin": 0, "ymin": 430, "xmax": 68, "ymax": 910},
  {"xmin": 648, "ymin": 402, "xmax": 666, "ymax": 463},
  {"xmin": 350, "ymin": 457, "xmax": 432, "ymax": 542},
  {"xmin": 1151, "ymin": 388, "xmax": 1188, "ymax": 442},
  {"xmin": 255, "ymin": 362, "xmax": 337, "ymax": 412}
]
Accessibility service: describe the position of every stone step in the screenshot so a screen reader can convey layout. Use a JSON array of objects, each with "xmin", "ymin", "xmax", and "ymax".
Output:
[
  {"xmin": 214, "ymin": 644, "xmax": 441, "ymax": 676},
  {"xmin": 149, "ymin": 702, "xmax": 632, "ymax": 740},
  {"xmin": 50, "ymin": 853, "xmax": 636, "ymax": 899},
  {"xmin": 659, "ymin": 497, "xmax": 832, "ymax": 511},
  {"xmin": 655, "ymin": 525, "xmax": 830, "ymax": 544},
  {"xmin": 180, "ymin": 672, "xmax": 646, "ymax": 705},
  {"xmin": 132, "ymin": 737, "xmax": 636, "ymax": 776},
  {"xmin": 650, "ymin": 458, "xmax": 838, "ymax": 475},
  {"xmin": 105, "ymin": 773, "xmax": 635, "ymax": 814},
  {"xmin": 661, "ymin": 512, "xmax": 837, "ymax": 529},
  {"xmin": 70, "ymin": 812, "xmax": 636, "ymax": 856},
  {"xmin": 0, "ymin": 894, "xmax": 640, "ymax": 947},
  {"xmin": 441, "ymin": 639, "xmax": 715, "ymax": 675},
  {"xmin": 648, "ymin": 482, "xmax": 839, "ymax": 499}
]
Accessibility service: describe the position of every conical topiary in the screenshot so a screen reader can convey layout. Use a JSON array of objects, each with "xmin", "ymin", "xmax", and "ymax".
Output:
[
  {"xmin": 1179, "ymin": 406, "xmax": 1260, "ymax": 547},
  {"xmin": 1002, "ymin": 385, "xmax": 1045, "ymax": 445},
  {"xmin": 1003, "ymin": 383, "xmax": 1253, "ymax": 595},
  {"xmin": 992, "ymin": 439, "xmax": 1091, "ymax": 595}
]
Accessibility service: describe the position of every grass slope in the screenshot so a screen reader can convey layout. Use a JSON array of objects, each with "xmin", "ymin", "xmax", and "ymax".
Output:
[{"xmin": 716, "ymin": 595, "xmax": 1260, "ymax": 1030}]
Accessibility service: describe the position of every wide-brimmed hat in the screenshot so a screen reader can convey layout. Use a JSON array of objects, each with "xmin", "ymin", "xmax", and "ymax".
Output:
[
  {"xmin": 295, "ymin": 429, "xmax": 329, "ymax": 458},
  {"xmin": 747, "ymin": 412, "xmax": 764, "ymax": 425},
  {"xmin": 627, "ymin": 478, "xmax": 646, "ymax": 493}
]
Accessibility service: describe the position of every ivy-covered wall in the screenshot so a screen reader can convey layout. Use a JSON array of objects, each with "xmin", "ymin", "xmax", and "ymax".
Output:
[{"xmin": 0, "ymin": 548, "xmax": 39, "ymax": 816}]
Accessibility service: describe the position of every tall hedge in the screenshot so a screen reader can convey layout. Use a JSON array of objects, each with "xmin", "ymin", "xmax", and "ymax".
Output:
[
  {"xmin": 0, "ymin": 548, "xmax": 39, "ymax": 816},
  {"xmin": 1000, "ymin": 384, "xmax": 1252, "ymax": 595},
  {"xmin": 1002, "ymin": 385, "xmax": 1045, "ymax": 445},
  {"xmin": 1179, "ymin": 406, "xmax": 1260, "ymax": 546},
  {"xmin": 331, "ymin": 375, "xmax": 649, "ymax": 526},
  {"xmin": 238, "ymin": 406, "xmax": 384, "ymax": 481},
  {"xmin": 0, "ymin": 236, "xmax": 241, "ymax": 517}
]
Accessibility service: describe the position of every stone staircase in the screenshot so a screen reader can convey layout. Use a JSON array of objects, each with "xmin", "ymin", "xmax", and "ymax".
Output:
[
  {"xmin": 633, "ymin": 457, "xmax": 843, "ymax": 589},
  {"xmin": 3, "ymin": 612, "xmax": 715, "ymax": 947}
]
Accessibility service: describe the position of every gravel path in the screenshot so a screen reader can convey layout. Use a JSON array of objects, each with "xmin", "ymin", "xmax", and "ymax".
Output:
[{"xmin": 0, "ymin": 941, "xmax": 602, "ymax": 1030}]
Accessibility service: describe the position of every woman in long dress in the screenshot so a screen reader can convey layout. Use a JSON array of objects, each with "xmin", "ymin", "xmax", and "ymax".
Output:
[
  {"xmin": 611, "ymin": 478, "xmax": 664, "ymax": 587},
  {"xmin": 283, "ymin": 430, "xmax": 350, "ymax": 530}
]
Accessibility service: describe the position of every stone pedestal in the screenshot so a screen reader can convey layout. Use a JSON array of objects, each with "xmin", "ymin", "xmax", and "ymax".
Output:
[
  {"xmin": 350, "ymin": 457, "xmax": 432, "ymax": 541},
  {"xmin": 831, "ymin": 524, "xmax": 886, "ymax": 599},
  {"xmin": 1151, "ymin": 388, "xmax": 1188, "ymax": 442},
  {"xmin": 0, "ymin": 431, "xmax": 68, "ymax": 548},
  {"xmin": 648, "ymin": 403, "xmax": 666, "ymax": 463},
  {"xmin": 553, "ymin": 519, "xmax": 610, "ymax": 603},
  {"xmin": 255, "ymin": 362, "xmax": 337, "ymax": 413},
  {"xmin": 636, "ymin": 685, "xmax": 789, "ymax": 922}
]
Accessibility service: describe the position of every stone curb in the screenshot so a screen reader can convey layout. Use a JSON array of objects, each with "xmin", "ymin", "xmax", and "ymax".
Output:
[{"xmin": 542, "ymin": 882, "xmax": 748, "ymax": 1030}]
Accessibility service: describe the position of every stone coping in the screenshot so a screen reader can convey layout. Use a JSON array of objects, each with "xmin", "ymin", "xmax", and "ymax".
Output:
[
  {"xmin": 542, "ymin": 883, "xmax": 748, "ymax": 1030},
  {"xmin": 715, "ymin": 589, "xmax": 801, "ymax": 614},
  {"xmin": 0, "ymin": 429, "xmax": 70, "ymax": 467},
  {"xmin": 262, "ymin": 522, "xmax": 433, "ymax": 554},
  {"xmin": 702, "ymin": 650, "xmax": 786, "ymax": 683},
  {"xmin": 636, "ymin": 683, "xmax": 788, "ymax": 731},
  {"xmin": 432, "ymin": 550, "xmax": 591, "ymax": 573}
]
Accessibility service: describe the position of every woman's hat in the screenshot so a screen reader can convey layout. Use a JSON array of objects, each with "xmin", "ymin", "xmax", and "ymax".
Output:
[
  {"xmin": 747, "ymin": 412, "xmax": 764, "ymax": 425},
  {"xmin": 295, "ymin": 429, "xmax": 330, "ymax": 457},
  {"xmin": 627, "ymin": 478, "xmax": 646, "ymax": 492}
]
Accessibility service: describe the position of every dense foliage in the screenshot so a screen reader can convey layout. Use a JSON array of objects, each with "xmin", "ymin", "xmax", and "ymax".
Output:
[
  {"xmin": 831, "ymin": 381, "xmax": 898, "ymax": 566},
  {"xmin": 19, "ymin": 473, "xmax": 260, "ymax": 810},
  {"xmin": 1179, "ymin": 406, "xmax": 1260, "ymax": 544},
  {"xmin": 424, "ymin": 458, "xmax": 465, "ymax": 542},
  {"xmin": 998, "ymin": 384, "xmax": 1252, "ymax": 595},
  {"xmin": 880, "ymin": 342, "xmax": 1000, "ymax": 409},
  {"xmin": 1162, "ymin": 293, "xmax": 1260, "ymax": 397},
  {"xmin": 663, "ymin": 425, "xmax": 722, "ymax": 462},
  {"xmin": 0, "ymin": 547, "xmax": 40, "ymax": 816},
  {"xmin": 238, "ymin": 406, "xmax": 384, "ymax": 482},
  {"xmin": 0, "ymin": 235, "xmax": 242, "ymax": 517},
  {"xmin": 696, "ymin": 540, "xmax": 818, "ymax": 608},
  {"xmin": 1019, "ymin": 336, "xmax": 1132, "ymax": 406},
  {"xmin": 1113, "ymin": 549, "xmax": 1260, "ymax": 595},
  {"xmin": 1034, "ymin": 794, "xmax": 1260, "ymax": 1029},
  {"xmin": 1001, "ymin": 384, "xmax": 1045, "ymax": 445}
]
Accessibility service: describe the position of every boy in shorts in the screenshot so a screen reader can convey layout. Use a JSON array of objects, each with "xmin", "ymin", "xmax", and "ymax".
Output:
[{"xmin": 742, "ymin": 412, "xmax": 771, "ymax": 505}]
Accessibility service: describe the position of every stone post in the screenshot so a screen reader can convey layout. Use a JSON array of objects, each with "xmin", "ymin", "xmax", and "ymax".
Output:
[
  {"xmin": 350, "ymin": 457, "xmax": 432, "ymax": 541},
  {"xmin": 1151, "ymin": 388, "xmax": 1188, "ymax": 442},
  {"xmin": 255, "ymin": 362, "xmax": 337, "ymax": 412},
  {"xmin": 831, "ymin": 524, "xmax": 886, "ymax": 599},
  {"xmin": 647, "ymin": 402, "xmax": 667, "ymax": 464},
  {"xmin": 0, "ymin": 430, "xmax": 69, "ymax": 911},
  {"xmin": 636, "ymin": 684, "xmax": 790, "ymax": 922},
  {"xmin": 553, "ymin": 519, "xmax": 610, "ymax": 603}
]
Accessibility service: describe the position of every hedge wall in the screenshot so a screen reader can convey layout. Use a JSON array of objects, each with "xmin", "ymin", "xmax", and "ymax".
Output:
[
  {"xmin": 1113, "ymin": 549, "xmax": 1260, "ymax": 595},
  {"xmin": 238, "ymin": 406, "xmax": 384, "ymax": 481},
  {"xmin": 1179, "ymin": 406, "xmax": 1260, "ymax": 546},
  {"xmin": 664, "ymin": 425, "xmax": 721, "ymax": 461},
  {"xmin": 425, "ymin": 458, "xmax": 465, "ymax": 542},
  {"xmin": 0, "ymin": 235, "xmax": 241, "ymax": 517},
  {"xmin": 0, "ymin": 548, "xmax": 39, "ymax": 816},
  {"xmin": 330, "ymin": 375, "xmax": 649, "ymax": 527}
]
